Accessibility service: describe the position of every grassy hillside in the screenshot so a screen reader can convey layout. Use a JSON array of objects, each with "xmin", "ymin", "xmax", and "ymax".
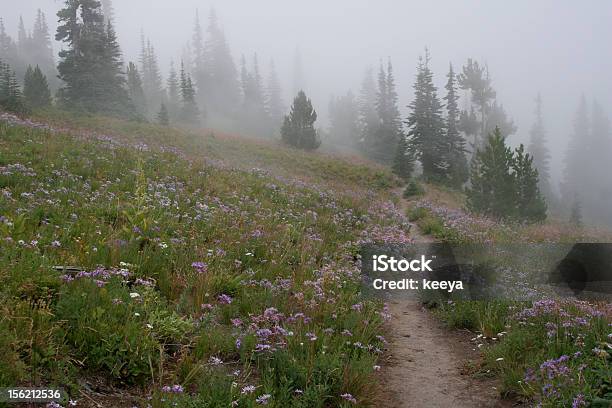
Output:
[{"xmin": 0, "ymin": 111, "xmax": 408, "ymax": 407}]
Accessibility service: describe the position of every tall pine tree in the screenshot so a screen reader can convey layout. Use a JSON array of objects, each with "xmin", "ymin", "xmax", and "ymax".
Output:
[
  {"xmin": 406, "ymin": 51, "xmax": 446, "ymax": 182},
  {"xmin": 23, "ymin": 65, "xmax": 52, "ymax": 109},
  {"xmin": 55, "ymin": 1, "xmax": 133, "ymax": 116},
  {"xmin": 443, "ymin": 63, "xmax": 468, "ymax": 187},
  {"xmin": 281, "ymin": 90, "xmax": 320, "ymax": 150},
  {"xmin": 179, "ymin": 61, "xmax": 200, "ymax": 126},
  {"xmin": 527, "ymin": 94, "xmax": 553, "ymax": 201},
  {"xmin": 127, "ymin": 61, "xmax": 146, "ymax": 118},
  {"xmin": 266, "ymin": 59, "xmax": 284, "ymax": 136}
]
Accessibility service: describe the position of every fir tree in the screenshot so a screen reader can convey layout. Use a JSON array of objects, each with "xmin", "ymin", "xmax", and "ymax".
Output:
[
  {"xmin": 527, "ymin": 94, "xmax": 553, "ymax": 200},
  {"xmin": 157, "ymin": 103, "xmax": 169, "ymax": 126},
  {"xmin": 0, "ymin": 60, "xmax": 27, "ymax": 114},
  {"xmin": 358, "ymin": 68, "xmax": 379, "ymax": 153},
  {"xmin": 127, "ymin": 61, "xmax": 146, "ymax": 118},
  {"xmin": 443, "ymin": 63, "xmax": 468, "ymax": 187},
  {"xmin": 367, "ymin": 59, "xmax": 402, "ymax": 163},
  {"xmin": 166, "ymin": 60, "xmax": 180, "ymax": 119},
  {"xmin": 266, "ymin": 59, "xmax": 284, "ymax": 135},
  {"xmin": 466, "ymin": 127, "xmax": 517, "ymax": 219},
  {"xmin": 200, "ymin": 9, "xmax": 240, "ymax": 128},
  {"xmin": 179, "ymin": 61, "xmax": 200, "ymax": 126},
  {"xmin": 513, "ymin": 144, "xmax": 547, "ymax": 222},
  {"xmin": 31, "ymin": 10, "xmax": 57, "ymax": 90},
  {"xmin": 328, "ymin": 91, "xmax": 360, "ymax": 149},
  {"xmin": 239, "ymin": 53, "xmax": 268, "ymax": 136},
  {"xmin": 23, "ymin": 65, "xmax": 51, "ymax": 109},
  {"xmin": 392, "ymin": 134, "xmax": 415, "ymax": 180},
  {"xmin": 55, "ymin": 1, "xmax": 132, "ymax": 116},
  {"xmin": 281, "ymin": 90, "xmax": 320, "ymax": 150},
  {"xmin": 406, "ymin": 51, "xmax": 446, "ymax": 181},
  {"xmin": 139, "ymin": 33, "xmax": 164, "ymax": 117}
]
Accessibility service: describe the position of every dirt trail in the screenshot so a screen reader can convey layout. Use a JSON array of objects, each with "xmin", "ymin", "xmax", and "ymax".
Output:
[{"xmin": 378, "ymin": 189, "xmax": 509, "ymax": 408}]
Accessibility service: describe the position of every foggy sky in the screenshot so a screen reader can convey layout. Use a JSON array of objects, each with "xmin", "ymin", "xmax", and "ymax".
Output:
[{"xmin": 3, "ymin": 0, "xmax": 612, "ymax": 187}]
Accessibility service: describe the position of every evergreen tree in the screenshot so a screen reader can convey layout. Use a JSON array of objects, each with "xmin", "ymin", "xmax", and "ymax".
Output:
[
  {"xmin": 281, "ymin": 90, "xmax": 320, "ymax": 150},
  {"xmin": 392, "ymin": 134, "xmax": 415, "ymax": 180},
  {"xmin": 239, "ymin": 53, "xmax": 269, "ymax": 136},
  {"xmin": 367, "ymin": 59, "xmax": 402, "ymax": 163},
  {"xmin": 17, "ymin": 16, "xmax": 29, "ymax": 56},
  {"xmin": 31, "ymin": 9, "xmax": 57, "ymax": 90},
  {"xmin": 513, "ymin": 144, "xmax": 547, "ymax": 222},
  {"xmin": 157, "ymin": 103, "xmax": 169, "ymax": 126},
  {"xmin": 527, "ymin": 94, "xmax": 553, "ymax": 200},
  {"xmin": 200, "ymin": 9, "xmax": 240, "ymax": 128},
  {"xmin": 126, "ymin": 61, "xmax": 146, "ymax": 118},
  {"xmin": 406, "ymin": 51, "xmax": 446, "ymax": 181},
  {"xmin": 328, "ymin": 91, "xmax": 360, "ymax": 149},
  {"xmin": 179, "ymin": 61, "xmax": 200, "ymax": 126},
  {"xmin": 0, "ymin": 60, "xmax": 27, "ymax": 113},
  {"xmin": 466, "ymin": 127, "xmax": 516, "ymax": 219},
  {"xmin": 0, "ymin": 19, "xmax": 20, "ymax": 74},
  {"xmin": 266, "ymin": 59, "xmax": 284, "ymax": 136},
  {"xmin": 561, "ymin": 96, "xmax": 589, "ymax": 205},
  {"xmin": 191, "ymin": 9, "xmax": 208, "ymax": 106},
  {"xmin": 139, "ymin": 34, "xmax": 164, "ymax": 116},
  {"xmin": 166, "ymin": 60, "xmax": 180, "ymax": 120},
  {"xmin": 23, "ymin": 65, "xmax": 52, "ymax": 109},
  {"xmin": 55, "ymin": 1, "xmax": 133, "ymax": 116},
  {"xmin": 358, "ymin": 67, "xmax": 379, "ymax": 153},
  {"xmin": 443, "ymin": 63, "xmax": 468, "ymax": 187}
]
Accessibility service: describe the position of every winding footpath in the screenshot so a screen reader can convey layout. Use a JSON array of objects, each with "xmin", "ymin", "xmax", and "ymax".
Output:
[{"xmin": 379, "ymin": 189, "xmax": 512, "ymax": 408}]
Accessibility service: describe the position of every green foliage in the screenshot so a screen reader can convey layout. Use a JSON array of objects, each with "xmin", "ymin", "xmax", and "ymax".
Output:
[
  {"xmin": 403, "ymin": 180, "xmax": 425, "ymax": 198},
  {"xmin": 467, "ymin": 127, "xmax": 547, "ymax": 222},
  {"xmin": 393, "ymin": 135, "xmax": 415, "ymax": 180},
  {"xmin": 126, "ymin": 61, "xmax": 147, "ymax": 118},
  {"xmin": 0, "ymin": 59, "xmax": 29, "ymax": 114},
  {"xmin": 406, "ymin": 50, "xmax": 447, "ymax": 182},
  {"xmin": 55, "ymin": 1, "xmax": 134, "ymax": 116},
  {"xmin": 179, "ymin": 61, "xmax": 200, "ymax": 126},
  {"xmin": 281, "ymin": 90, "xmax": 320, "ymax": 150},
  {"xmin": 23, "ymin": 65, "xmax": 52, "ymax": 109}
]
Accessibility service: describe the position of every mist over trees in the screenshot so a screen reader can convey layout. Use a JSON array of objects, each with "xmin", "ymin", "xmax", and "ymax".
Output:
[{"xmin": 1, "ymin": 0, "xmax": 612, "ymax": 226}]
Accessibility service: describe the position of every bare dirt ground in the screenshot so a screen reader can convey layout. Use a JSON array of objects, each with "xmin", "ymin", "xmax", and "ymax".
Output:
[{"xmin": 373, "ymin": 189, "xmax": 516, "ymax": 408}]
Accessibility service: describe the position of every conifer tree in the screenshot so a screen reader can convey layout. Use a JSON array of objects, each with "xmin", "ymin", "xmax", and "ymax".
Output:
[
  {"xmin": 179, "ymin": 61, "xmax": 200, "ymax": 126},
  {"xmin": 513, "ymin": 144, "xmax": 547, "ymax": 222},
  {"xmin": 0, "ymin": 60, "xmax": 27, "ymax": 113},
  {"xmin": 31, "ymin": 9, "xmax": 57, "ymax": 90},
  {"xmin": 139, "ymin": 33, "xmax": 164, "ymax": 116},
  {"xmin": 367, "ymin": 59, "xmax": 402, "ymax": 163},
  {"xmin": 127, "ymin": 62, "xmax": 146, "ymax": 118},
  {"xmin": 527, "ymin": 94, "xmax": 553, "ymax": 200},
  {"xmin": 466, "ymin": 127, "xmax": 516, "ymax": 218},
  {"xmin": 281, "ymin": 90, "xmax": 320, "ymax": 150},
  {"xmin": 443, "ymin": 63, "xmax": 468, "ymax": 187},
  {"xmin": 157, "ymin": 103, "xmax": 169, "ymax": 126},
  {"xmin": 392, "ymin": 134, "xmax": 415, "ymax": 180},
  {"xmin": 358, "ymin": 68, "xmax": 379, "ymax": 153},
  {"xmin": 328, "ymin": 91, "xmax": 360, "ymax": 149},
  {"xmin": 23, "ymin": 65, "xmax": 51, "ymax": 109},
  {"xmin": 406, "ymin": 51, "xmax": 446, "ymax": 181},
  {"xmin": 561, "ymin": 96, "xmax": 589, "ymax": 205},
  {"xmin": 266, "ymin": 59, "xmax": 284, "ymax": 135},
  {"xmin": 166, "ymin": 60, "xmax": 180, "ymax": 119},
  {"xmin": 55, "ymin": 1, "xmax": 132, "ymax": 116}
]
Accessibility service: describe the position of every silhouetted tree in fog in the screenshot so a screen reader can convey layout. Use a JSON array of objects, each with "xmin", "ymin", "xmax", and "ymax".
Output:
[
  {"xmin": 179, "ymin": 61, "xmax": 200, "ymax": 126},
  {"xmin": 55, "ymin": 1, "xmax": 133, "ymax": 116},
  {"xmin": 328, "ymin": 91, "xmax": 360, "ymax": 150},
  {"xmin": 281, "ymin": 90, "xmax": 320, "ymax": 150},
  {"xmin": 406, "ymin": 51, "xmax": 446, "ymax": 182},
  {"xmin": 0, "ymin": 59, "xmax": 27, "ymax": 113},
  {"xmin": 166, "ymin": 60, "xmax": 181, "ymax": 121},
  {"xmin": 358, "ymin": 68, "xmax": 379, "ymax": 154},
  {"xmin": 139, "ymin": 33, "xmax": 164, "ymax": 117},
  {"xmin": 365, "ymin": 59, "xmax": 401, "ymax": 163},
  {"xmin": 23, "ymin": 65, "xmax": 51, "ymax": 109},
  {"xmin": 266, "ymin": 59, "xmax": 284, "ymax": 137},
  {"xmin": 127, "ymin": 62, "xmax": 146, "ymax": 118},
  {"xmin": 527, "ymin": 94, "xmax": 553, "ymax": 201},
  {"xmin": 157, "ymin": 103, "xmax": 169, "ymax": 126},
  {"xmin": 443, "ymin": 63, "xmax": 468, "ymax": 187}
]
